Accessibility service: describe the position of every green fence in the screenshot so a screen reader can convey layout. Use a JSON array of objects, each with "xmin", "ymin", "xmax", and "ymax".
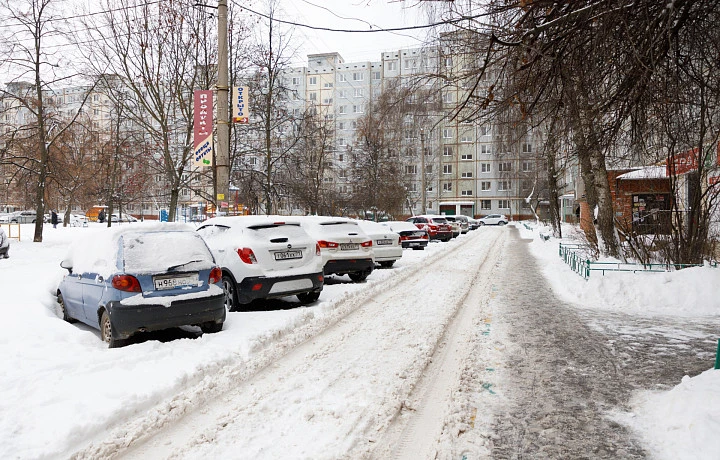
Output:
[{"xmin": 558, "ymin": 243, "xmax": 712, "ymax": 279}]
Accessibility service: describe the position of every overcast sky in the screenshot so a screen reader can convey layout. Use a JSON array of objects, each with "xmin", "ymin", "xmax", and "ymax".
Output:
[{"xmin": 276, "ymin": 0, "xmax": 441, "ymax": 65}]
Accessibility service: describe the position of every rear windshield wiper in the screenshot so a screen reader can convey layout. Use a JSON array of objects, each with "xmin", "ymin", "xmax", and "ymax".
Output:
[{"xmin": 167, "ymin": 260, "xmax": 204, "ymax": 271}]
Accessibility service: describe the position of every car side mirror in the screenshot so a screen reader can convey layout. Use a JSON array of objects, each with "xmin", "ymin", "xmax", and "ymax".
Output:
[{"xmin": 60, "ymin": 259, "xmax": 73, "ymax": 274}]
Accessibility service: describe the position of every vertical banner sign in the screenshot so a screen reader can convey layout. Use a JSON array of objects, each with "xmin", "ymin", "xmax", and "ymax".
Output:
[
  {"xmin": 232, "ymin": 86, "xmax": 249, "ymax": 124},
  {"xmin": 193, "ymin": 90, "xmax": 214, "ymax": 167}
]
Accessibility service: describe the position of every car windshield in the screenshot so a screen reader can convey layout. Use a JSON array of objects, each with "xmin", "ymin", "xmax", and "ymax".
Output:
[{"xmin": 123, "ymin": 231, "xmax": 214, "ymax": 273}]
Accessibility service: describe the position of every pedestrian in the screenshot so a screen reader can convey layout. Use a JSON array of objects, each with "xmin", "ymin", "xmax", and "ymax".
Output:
[
  {"xmin": 51, "ymin": 210, "xmax": 59, "ymax": 229},
  {"xmin": 0, "ymin": 226, "xmax": 9, "ymax": 259},
  {"xmin": 98, "ymin": 209, "xmax": 105, "ymax": 223}
]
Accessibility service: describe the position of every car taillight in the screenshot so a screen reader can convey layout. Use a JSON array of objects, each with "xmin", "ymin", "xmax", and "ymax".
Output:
[
  {"xmin": 400, "ymin": 235, "xmax": 408, "ymax": 241},
  {"xmin": 429, "ymin": 224, "xmax": 438, "ymax": 230},
  {"xmin": 237, "ymin": 247, "xmax": 258, "ymax": 264},
  {"xmin": 111, "ymin": 275, "xmax": 142, "ymax": 292},
  {"xmin": 317, "ymin": 240, "xmax": 339, "ymax": 249},
  {"xmin": 315, "ymin": 243, "xmax": 321, "ymax": 256},
  {"xmin": 361, "ymin": 240, "xmax": 372, "ymax": 247},
  {"xmin": 209, "ymin": 266, "xmax": 222, "ymax": 284}
]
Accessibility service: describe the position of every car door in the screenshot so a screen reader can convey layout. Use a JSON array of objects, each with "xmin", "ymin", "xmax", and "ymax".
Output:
[{"xmin": 60, "ymin": 272, "xmax": 86, "ymax": 321}]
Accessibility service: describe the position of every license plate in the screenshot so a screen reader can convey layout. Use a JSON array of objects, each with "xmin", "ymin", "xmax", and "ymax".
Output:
[
  {"xmin": 153, "ymin": 273, "xmax": 199, "ymax": 290},
  {"xmin": 340, "ymin": 243, "xmax": 359, "ymax": 250},
  {"xmin": 376, "ymin": 239, "xmax": 393, "ymax": 245},
  {"xmin": 274, "ymin": 250, "xmax": 302, "ymax": 260},
  {"xmin": 409, "ymin": 242, "xmax": 420, "ymax": 246}
]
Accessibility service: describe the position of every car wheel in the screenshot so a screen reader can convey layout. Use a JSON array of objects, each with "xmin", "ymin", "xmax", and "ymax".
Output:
[
  {"xmin": 100, "ymin": 310, "xmax": 127, "ymax": 348},
  {"xmin": 479, "ymin": 222, "xmax": 485, "ymax": 226},
  {"xmin": 200, "ymin": 321, "xmax": 223, "ymax": 333},
  {"xmin": 499, "ymin": 221, "xmax": 507, "ymax": 226},
  {"xmin": 57, "ymin": 292, "xmax": 76, "ymax": 323},
  {"xmin": 222, "ymin": 274, "xmax": 239, "ymax": 312},
  {"xmin": 348, "ymin": 269, "xmax": 371, "ymax": 282},
  {"xmin": 379, "ymin": 261, "xmax": 395, "ymax": 268},
  {"xmin": 297, "ymin": 290, "xmax": 321, "ymax": 304}
]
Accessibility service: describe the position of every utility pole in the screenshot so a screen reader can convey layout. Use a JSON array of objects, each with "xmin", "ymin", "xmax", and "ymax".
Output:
[
  {"xmin": 420, "ymin": 129, "xmax": 426, "ymax": 214},
  {"xmin": 216, "ymin": 0, "xmax": 230, "ymax": 215}
]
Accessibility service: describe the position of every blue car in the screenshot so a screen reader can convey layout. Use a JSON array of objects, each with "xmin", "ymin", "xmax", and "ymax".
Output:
[{"xmin": 57, "ymin": 224, "xmax": 225, "ymax": 348}]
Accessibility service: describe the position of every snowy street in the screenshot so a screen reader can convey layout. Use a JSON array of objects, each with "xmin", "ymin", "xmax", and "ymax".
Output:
[{"xmin": 1, "ymin": 223, "xmax": 719, "ymax": 459}]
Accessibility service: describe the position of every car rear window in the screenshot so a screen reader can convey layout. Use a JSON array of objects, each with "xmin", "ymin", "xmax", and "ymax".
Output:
[
  {"xmin": 123, "ymin": 231, "xmax": 214, "ymax": 273},
  {"xmin": 432, "ymin": 217, "xmax": 448, "ymax": 223},
  {"xmin": 248, "ymin": 223, "xmax": 307, "ymax": 238}
]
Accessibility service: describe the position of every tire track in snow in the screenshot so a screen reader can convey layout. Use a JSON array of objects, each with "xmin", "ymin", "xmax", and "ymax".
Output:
[{"xmin": 369, "ymin": 228, "xmax": 505, "ymax": 459}]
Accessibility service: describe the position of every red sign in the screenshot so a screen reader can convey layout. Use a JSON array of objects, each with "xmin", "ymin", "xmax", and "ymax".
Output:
[
  {"xmin": 193, "ymin": 90, "xmax": 214, "ymax": 167},
  {"xmin": 666, "ymin": 144, "xmax": 720, "ymax": 176}
]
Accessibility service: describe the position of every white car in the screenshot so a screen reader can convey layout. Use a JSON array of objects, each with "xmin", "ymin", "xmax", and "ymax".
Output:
[
  {"xmin": 478, "ymin": 214, "xmax": 509, "ymax": 226},
  {"xmin": 295, "ymin": 216, "xmax": 375, "ymax": 282},
  {"xmin": 197, "ymin": 216, "xmax": 324, "ymax": 311},
  {"xmin": 356, "ymin": 220, "xmax": 402, "ymax": 268}
]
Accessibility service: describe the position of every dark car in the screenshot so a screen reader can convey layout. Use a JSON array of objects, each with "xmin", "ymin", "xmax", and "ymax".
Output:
[
  {"xmin": 56, "ymin": 224, "xmax": 225, "ymax": 347},
  {"xmin": 381, "ymin": 220, "xmax": 429, "ymax": 250}
]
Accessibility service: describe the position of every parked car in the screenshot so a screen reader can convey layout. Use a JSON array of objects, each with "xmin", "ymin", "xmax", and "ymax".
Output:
[
  {"xmin": 56, "ymin": 224, "xmax": 225, "ymax": 348},
  {"xmin": 295, "ymin": 216, "xmax": 375, "ymax": 282},
  {"xmin": 468, "ymin": 218, "xmax": 481, "ymax": 230},
  {"xmin": 380, "ymin": 220, "xmax": 429, "ymax": 250},
  {"xmin": 0, "ymin": 226, "xmax": 10, "ymax": 258},
  {"xmin": 478, "ymin": 214, "xmax": 509, "ymax": 226},
  {"xmin": 406, "ymin": 215, "xmax": 453, "ymax": 242},
  {"xmin": 69, "ymin": 214, "xmax": 88, "ymax": 227},
  {"xmin": 445, "ymin": 215, "xmax": 470, "ymax": 234},
  {"xmin": 197, "ymin": 216, "xmax": 325, "ymax": 310},
  {"xmin": 111, "ymin": 214, "xmax": 138, "ymax": 223},
  {"xmin": 442, "ymin": 216, "xmax": 462, "ymax": 237},
  {"xmin": 4, "ymin": 210, "xmax": 38, "ymax": 224},
  {"xmin": 356, "ymin": 220, "xmax": 402, "ymax": 268}
]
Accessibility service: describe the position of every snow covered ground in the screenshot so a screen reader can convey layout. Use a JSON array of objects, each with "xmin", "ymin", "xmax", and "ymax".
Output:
[{"xmin": 0, "ymin": 221, "xmax": 718, "ymax": 459}]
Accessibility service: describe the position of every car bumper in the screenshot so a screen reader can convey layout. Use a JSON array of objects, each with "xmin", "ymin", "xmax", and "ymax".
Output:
[
  {"xmin": 107, "ymin": 293, "xmax": 225, "ymax": 339},
  {"xmin": 401, "ymin": 240, "xmax": 428, "ymax": 249},
  {"xmin": 236, "ymin": 272, "xmax": 324, "ymax": 304},
  {"xmin": 429, "ymin": 231, "xmax": 452, "ymax": 241},
  {"xmin": 323, "ymin": 258, "xmax": 374, "ymax": 276}
]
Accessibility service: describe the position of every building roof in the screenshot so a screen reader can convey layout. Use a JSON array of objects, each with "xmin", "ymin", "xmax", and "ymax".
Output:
[{"xmin": 617, "ymin": 166, "xmax": 668, "ymax": 180}]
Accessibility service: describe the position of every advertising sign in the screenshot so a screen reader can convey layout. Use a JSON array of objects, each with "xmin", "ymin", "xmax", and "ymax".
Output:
[
  {"xmin": 232, "ymin": 86, "xmax": 249, "ymax": 124},
  {"xmin": 667, "ymin": 143, "xmax": 720, "ymax": 176},
  {"xmin": 193, "ymin": 90, "xmax": 214, "ymax": 168}
]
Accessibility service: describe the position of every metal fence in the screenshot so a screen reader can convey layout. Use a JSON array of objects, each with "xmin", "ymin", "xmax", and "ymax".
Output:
[{"xmin": 558, "ymin": 243, "xmax": 713, "ymax": 279}]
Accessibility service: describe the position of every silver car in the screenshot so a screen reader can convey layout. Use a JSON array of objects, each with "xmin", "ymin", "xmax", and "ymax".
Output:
[{"xmin": 478, "ymin": 214, "xmax": 508, "ymax": 225}]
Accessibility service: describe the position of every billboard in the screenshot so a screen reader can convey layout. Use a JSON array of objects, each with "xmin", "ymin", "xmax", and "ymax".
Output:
[
  {"xmin": 193, "ymin": 90, "xmax": 213, "ymax": 168},
  {"xmin": 232, "ymin": 86, "xmax": 249, "ymax": 124},
  {"xmin": 667, "ymin": 143, "xmax": 720, "ymax": 176}
]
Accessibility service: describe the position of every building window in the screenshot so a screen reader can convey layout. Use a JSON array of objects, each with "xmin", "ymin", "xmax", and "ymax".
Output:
[
  {"xmin": 498, "ymin": 180, "xmax": 511, "ymax": 191},
  {"xmin": 338, "ymin": 122, "xmax": 345, "ymax": 130},
  {"xmin": 481, "ymin": 200, "xmax": 491, "ymax": 210},
  {"xmin": 443, "ymin": 165, "xmax": 452, "ymax": 174},
  {"xmin": 461, "ymin": 171, "xmax": 473, "ymax": 178},
  {"xmin": 373, "ymin": 71, "xmax": 381, "ymax": 80},
  {"xmin": 339, "ymin": 106, "xmax": 346, "ymax": 114},
  {"xmin": 351, "ymin": 121, "xmax": 357, "ymax": 129},
  {"xmin": 426, "ymin": 165, "xmax": 433, "ymax": 173},
  {"xmin": 498, "ymin": 199, "xmax": 510, "ymax": 209},
  {"xmin": 339, "ymin": 74, "xmax": 347, "ymax": 82},
  {"xmin": 248, "ymin": 157, "xmax": 258, "ymax": 166},
  {"xmin": 499, "ymin": 162, "xmax": 512, "ymax": 172},
  {"xmin": 461, "ymin": 190, "xmax": 473, "ymax": 196},
  {"xmin": 481, "ymin": 162, "xmax": 491, "ymax": 172},
  {"xmin": 443, "ymin": 182, "xmax": 452, "ymax": 192},
  {"xmin": 309, "ymin": 92, "xmax": 317, "ymax": 101},
  {"xmin": 338, "ymin": 90, "xmax": 346, "ymax": 98},
  {"xmin": 522, "ymin": 160, "xmax": 534, "ymax": 172},
  {"xmin": 444, "ymin": 57, "xmax": 452, "ymax": 67},
  {"xmin": 442, "ymin": 128, "xmax": 452, "ymax": 139},
  {"xmin": 443, "ymin": 146, "xmax": 453, "ymax": 156},
  {"xmin": 461, "ymin": 153, "xmax": 473, "ymax": 160},
  {"xmin": 338, "ymin": 138, "xmax": 346, "ymax": 146},
  {"xmin": 354, "ymin": 88, "xmax": 364, "ymax": 98},
  {"xmin": 481, "ymin": 181, "xmax": 491, "ymax": 191},
  {"xmin": 353, "ymin": 72, "xmax": 364, "ymax": 81},
  {"xmin": 386, "ymin": 61, "xmax": 397, "ymax": 71},
  {"xmin": 292, "ymin": 77, "xmax": 300, "ymax": 85},
  {"xmin": 522, "ymin": 143, "xmax": 533, "ymax": 153},
  {"xmin": 323, "ymin": 98, "xmax": 333, "ymax": 104},
  {"xmin": 442, "ymin": 93, "xmax": 453, "ymax": 103},
  {"xmin": 338, "ymin": 154, "xmax": 344, "ymax": 162},
  {"xmin": 405, "ymin": 165, "xmax": 418, "ymax": 174},
  {"xmin": 460, "ymin": 134, "xmax": 473, "ymax": 143},
  {"xmin": 353, "ymin": 105, "xmax": 363, "ymax": 113},
  {"xmin": 480, "ymin": 144, "xmax": 491, "ymax": 155},
  {"xmin": 309, "ymin": 76, "xmax": 317, "ymax": 85},
  {"xmin": 479, "ymin": 125, "xmax": 490, "ymax": 136},
  {"xmin": 339, "ymin": 169, "xmax": 346, "ymax": 178}
]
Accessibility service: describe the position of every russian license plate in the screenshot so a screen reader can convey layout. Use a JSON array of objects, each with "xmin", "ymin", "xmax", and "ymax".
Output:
[
  {"xmin": 153, "ymin": 273, "xmax": 199, "ymax": 290},
  {"xmin": 376, "ymin": 239, "xmax": 393, "ymax": 245},
  {"xmin": 274, "ymin": 250, "xmax": 302, "ymax": 260},
  {"xmin": 340, "ymin": 243, "xmax": 359, "ymax": 250}
]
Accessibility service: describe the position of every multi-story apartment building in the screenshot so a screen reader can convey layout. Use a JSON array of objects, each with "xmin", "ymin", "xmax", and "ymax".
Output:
[{"xmin": 282, "ymin": 43, "xmax": 552, "ymax": 219}]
